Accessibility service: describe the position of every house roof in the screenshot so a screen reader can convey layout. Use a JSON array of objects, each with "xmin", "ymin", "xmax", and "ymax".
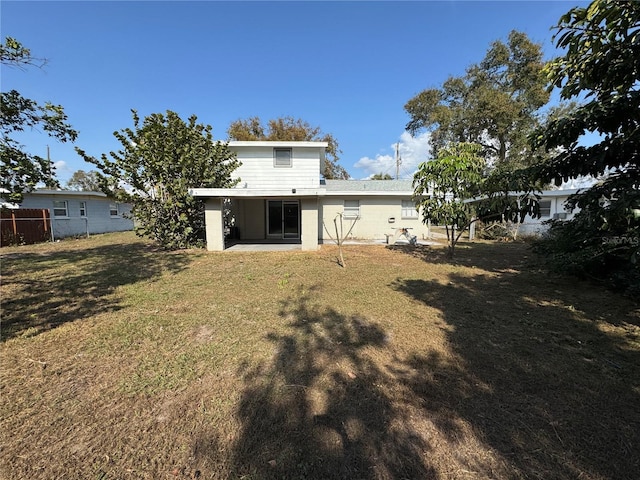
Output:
[
  {"xmin": 27, "ymin": 189, "xmax": 109, "ymax": 198},
  {"xmin": 324, "ymin": 179, "xmax": 415, "ymax": 197},
  {"xmin": 325, "ymin": 179, "xmax": 413, "ymax": 191},
  {"xmin": 537, "ymin": 189, "xmax": 581, "ymax": 197}
]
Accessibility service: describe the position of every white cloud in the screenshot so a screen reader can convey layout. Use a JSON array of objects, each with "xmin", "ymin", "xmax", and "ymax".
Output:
[
  {"xmin": 52, "ymin": 160, "xmax": 74, "ymax": 184},
  {"xmin": 54, "ymin": 160, "xmax": 69, "ymax": 171},
  {"xmin": 355, "ymin": 131, "xmax": 431, "ymax": 179}
]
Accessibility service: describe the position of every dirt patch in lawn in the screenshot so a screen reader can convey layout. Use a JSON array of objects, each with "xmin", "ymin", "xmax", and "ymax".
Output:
[{"xmin": 1, "ymin": 233, "xmax": 638, "ymax": 479}]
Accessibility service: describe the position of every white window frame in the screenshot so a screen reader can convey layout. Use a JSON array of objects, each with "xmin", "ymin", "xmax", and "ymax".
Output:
[
  {"xmin": 401, "ymin": 199, "xmax": 418, "ymax": 219},
  {"xmin": 343, "ymin": 200, "xmax": 360, "ymax": 219},
  {"xmin": 274, "ymin": 148, "xmax": 292, "ymax": 168},
  {"xmin": 79, "ymin": 201, "xmax": 87, "ymax": 217},
  {"xmin": 53, "ymin": 200, "xmax": 68, "ymax": 217},
  {"xmin": 539, "ymin": 200, "xmax": 551, "ymax": 218},
  {"xmin": 109, "ymin": 203, "xmax": 119, "ymax": 217}
]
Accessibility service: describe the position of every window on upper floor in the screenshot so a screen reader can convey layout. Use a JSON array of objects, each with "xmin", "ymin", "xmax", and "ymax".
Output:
[
  {"xmin": 344, "ymin": 200, "xmax": 360, "ymax": 219},
  {"xmin": 401, "ymin": 200, "xmax": 419, "ymax": 219},
  {"xmin": 79, "ymin": 201, "xmax": 87, "ymax": 217},
  {"xmin": 53, "ymin": 200, "xmax": 68, "ymax": 217},
  {"xmin": 274, "ymin": 148, "xmax": 292, "ymax": 167}
]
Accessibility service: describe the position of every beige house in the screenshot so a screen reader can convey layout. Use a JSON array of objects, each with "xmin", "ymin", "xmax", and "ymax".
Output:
[{"xmin": 189, "ymin": 141, "xmax": 429, "ymax": 251}]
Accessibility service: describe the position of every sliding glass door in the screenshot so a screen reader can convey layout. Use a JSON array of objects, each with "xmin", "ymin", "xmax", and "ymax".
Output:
[{"xmin": 267, "ymin": 200, "xmax": 299, "ymax": 239}]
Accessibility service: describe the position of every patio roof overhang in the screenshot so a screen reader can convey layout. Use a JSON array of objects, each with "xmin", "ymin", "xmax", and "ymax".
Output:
[
  {"xmin": 189, "ymin": 187, "xmax": 430, "ymax": 200},
  {"xmin": 189, "ymin": 188, "xmax": 327, "ymax": 198}
]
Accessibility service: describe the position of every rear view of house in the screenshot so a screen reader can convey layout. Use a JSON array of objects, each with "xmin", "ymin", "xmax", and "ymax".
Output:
[{"xmin": 190, "ymin": 141, "xmax": 429, "ymax": 251}]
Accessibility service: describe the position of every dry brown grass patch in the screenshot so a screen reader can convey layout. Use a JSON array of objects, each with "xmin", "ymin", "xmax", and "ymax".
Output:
[{"xmin": 1, "ymin": 233, "xmax": 639, "ymax": 479}]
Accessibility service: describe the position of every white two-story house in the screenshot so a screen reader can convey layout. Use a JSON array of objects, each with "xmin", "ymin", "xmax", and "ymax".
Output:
[{"xmin": 189, "ymin": 141, "xmax": 430, "ymax": 251}]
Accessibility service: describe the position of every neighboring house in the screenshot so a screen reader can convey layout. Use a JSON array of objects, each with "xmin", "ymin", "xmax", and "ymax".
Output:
[
  {"xmin": 515, "ymin": 189, "xmax": 579, "ymax": 236},
  {"xmin": 190, "ymin": 141, "xmax": 430, "ymax": 251},
  {"xmin": 18, "ymin": 190, "xmax": 134, "ymax": 239},
  {"xmin": 467, "ymin": 188, "xmax": 580, "ymax": 238}
]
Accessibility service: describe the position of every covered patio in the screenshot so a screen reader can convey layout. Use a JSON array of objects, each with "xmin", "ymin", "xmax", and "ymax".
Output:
[{"xmin": 190, "ymin": 189, "xmax": 325, "ymax": 251}]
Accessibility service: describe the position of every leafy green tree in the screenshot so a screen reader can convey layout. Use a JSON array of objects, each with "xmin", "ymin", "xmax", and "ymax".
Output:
[
  {"xmin": 413, "ymin": 143, "xmax": 485, "ymax": 257},
  {"xmin": 66, "ymin": 169, "xmax": 100, "ymax": 191},
  {"xmin": 1, "ymin": 37, "xmax": 77, "ymax": 203},
  {"xmin": 531, "ymin": 0, "xmax": 640, "ymax": 293},
  {"xmin": 227, "ymin": 116, "xmax": 348, "ymax": 179},
  {"xmin": 413, "ymin": 142, "xmax": 540, "ymax": 256},
  {"xmin": 77, "ymin": 110, "xmax": 241, "ymax": 249},
  {"xmin": 371, "ymin": 172, "xmax": 393, "ymax": 180},
  {"xmin": 405, "ymin": 31, "xmax": 549, "ymax": 169}
]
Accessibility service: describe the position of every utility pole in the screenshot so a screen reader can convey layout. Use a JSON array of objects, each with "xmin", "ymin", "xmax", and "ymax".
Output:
[
  {"xmin": 47, "ymin": 145, "xmax": 53, "ymax": 187},
  {"xmin": 395, "ymin": 143, "xmax": 402, "ymax": 180}
]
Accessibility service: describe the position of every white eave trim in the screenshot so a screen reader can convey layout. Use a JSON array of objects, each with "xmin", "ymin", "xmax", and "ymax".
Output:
[
  {"xmin": 190, "ymin": 188, "xmax": 327, "ymax": 198},
  {"xmin": 190, "ymin": 187, "xmax": 423, "ymax": 198},
  {"xmin": 466, "ymin": 188, "xmax": 581, "ymax": 203},
  {"xmin": 228, "ymin": 141, "xmax": 328, "ymax": 148}
]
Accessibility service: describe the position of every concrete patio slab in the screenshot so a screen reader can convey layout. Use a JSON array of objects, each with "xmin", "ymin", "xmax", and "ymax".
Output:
[{"xmin": 224, "ymin": 243, "xmax": 302, "ymax": 252}]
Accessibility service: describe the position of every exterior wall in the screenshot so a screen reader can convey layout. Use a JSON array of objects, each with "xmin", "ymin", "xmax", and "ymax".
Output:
[
  {"xmin": 319, "ymin": 196, "xmax": 430, "ymax": 242},
  {"xmin": 20, "ymin": 192, "xmax": 133, "ymax": 239},
  {"xmin": 232, "ymin": 199, "xmax": 266, "ymax": 240},
  {"xmin": 230, "ymin": 145, "xmax": 321, "ymax": 190},
  {"xmin": 300, "ymin": 198, "xmax": 319, "ymax": 250},
  {"xmin": 517, "ymin": 195, "xmax": 578, "ymax": 236}
]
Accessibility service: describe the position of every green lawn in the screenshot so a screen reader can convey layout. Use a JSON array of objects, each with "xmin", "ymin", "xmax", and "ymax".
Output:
[{"xmin": 1, "ymin": 232, "xmax": 638, "ymax": 479}]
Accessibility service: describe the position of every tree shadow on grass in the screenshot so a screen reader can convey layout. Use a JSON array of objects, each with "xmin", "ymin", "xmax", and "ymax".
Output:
[
  {"xmin": 1, "ymin": 242, "xmax": 193, "ymax": 341},
  {"xmin": 386, "ymin": 241, "xmax": 538, "ymax": 272},
  {"xmin": 212, "ymin": 291, "xmax": 438, "ymax": 479},
  {"xmin": 390, "ymin": 245, "xmax": 640, "ymax": 479}
]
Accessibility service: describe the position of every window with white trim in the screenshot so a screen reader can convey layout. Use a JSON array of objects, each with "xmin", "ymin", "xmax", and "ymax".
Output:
[
  {"xmin": 343, "ymin": 200, "xmax": 360, "ymax": 219},
  {"xmin": 401, "ymin": 200, "xmax": 418, "ymax": 219},
  {"xmin": 53, "ymin": 200, "xmax": 68, "ymax": 217},
  {"xmin": 109, "ymin": 203, "xmax": 119, "ymax": 217},
  {"xmin": 539, "ymin": 200, "xmax": 551, "ymax": 218},
  {"xmin": 79, "ymin": 201, "xmax": 87, "ymax": 217},
  {"xmin": 274, "ymin": 148, "xmax": 292, "ymax": 167}
]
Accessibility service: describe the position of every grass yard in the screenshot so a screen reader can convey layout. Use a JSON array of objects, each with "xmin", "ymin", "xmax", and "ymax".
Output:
[{"xmin": 1, "ymin": 232, "xmax": 639, "ymax": 480}]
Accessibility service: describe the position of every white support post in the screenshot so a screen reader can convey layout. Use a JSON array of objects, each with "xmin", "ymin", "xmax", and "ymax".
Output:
[{"xmin": 204, "ymin": 198, "xmax": 225, "ymax": 251}]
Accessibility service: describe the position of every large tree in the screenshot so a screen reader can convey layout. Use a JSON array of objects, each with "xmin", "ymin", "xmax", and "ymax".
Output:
[
  {"xmin": 227, "ymin": 116, "xmax": 348, "ymax": 179},
  {"xmin": 405, "ymin": 31, "xmax": 549, "ymax": 169},
  {"xmin": 371, "ymin": 172, "xmax": 393, "ymax": 180},
  {"xmin": 66, "ymin": 169, "xmax": 100, "ymax": 191},
  {"xmin": 1, "ymin": 37, "xmax": 77, "ymax": 203},
  {"xmin": 77, "ymin": 110, "xmax": 241, "ymax": 249},
  {"xmin": 531, "ymin": 0, "xmax": 640, "ymax": 293}
]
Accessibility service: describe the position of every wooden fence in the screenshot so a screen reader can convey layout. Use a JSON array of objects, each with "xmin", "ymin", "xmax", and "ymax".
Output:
[{"xmin": 1, "ymin": 209, "xmax": 52, "ymax": 247}]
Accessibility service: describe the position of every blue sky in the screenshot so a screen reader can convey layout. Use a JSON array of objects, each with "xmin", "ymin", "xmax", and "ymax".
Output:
[{"xmin": 2, "ymin": 0, "xmax": 587, "ymax": 183}]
